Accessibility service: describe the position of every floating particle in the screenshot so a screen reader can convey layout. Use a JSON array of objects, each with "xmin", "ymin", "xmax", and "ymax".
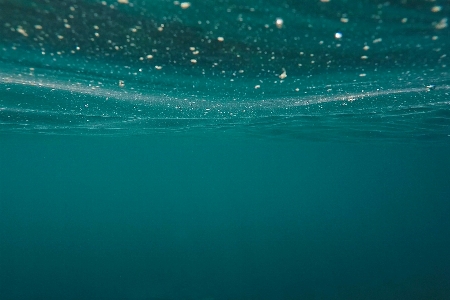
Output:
[
  {"xmin": 117, "ymin": 0, "xmax": 129, "ymax": 4},
  {"xmin": 295, "ymin": 88, "xmax": 300, "ymax": 92},
  {"xmin": 190, "ymin": 59, "xmax": 197, "ymax": 63},
  {"xmin": 363, "ymin": 45, "xmax": 370, "ymax": 50},
  {"xmin": 118, "ymin": 80, "xmax": 125, "ymax": 87},
  {"xmin": 16, "ymin": 27, "xmax": 28, "ymax": 37},
  {"xmin": 431, "ymin": 6, "xmax": 442, "ymax": 13},
  {"xmin": 359, "ymin": 73, "xmax": 366, "ymax": 77},
  {"xmin": 217, "ymin": 37, "xmax": 224, "ymax": 42},
  {"xmin": 335, "ymin": 32, "xmax": 342, "ymax": 39},
  {"xmin": 155, "ymin": 66, "xmax": 162, "ymax": 70},
  {"xmin": 435, "ymin": 18, "xmax": 447, "ymax": 30},
  {"xmin": 255, "ymin": 85, "xmax": 261, "ymax": 89},
  {"xmin": 432, "ymin": 36, "xmax": 439, "ymax": 40},
  {"xmin": 180, "ymin": 2, "xmax": 191, "ymax": 9},
  {"xmin": 426, "ymin": 84, "xmax": 436, "ymax": 91},
  {"xmin": 361, "ymin": 55, "xmax": 368, "ymax": 59},
  {"xmin": 373, "ymin": 38, "xmax": 382, "ymax": 43},
  {"xmin": 401, "ymin": 18, "xmax": 408, "ymax": 23},
  {"xmin": 320, "ymin": 0, "xmax": 330, "ymax": 2},
  {"xmin": 189, "ymin": 47, "xmax": 196, "ymax": 51},
  {"xmin": 146, "ymin": 54, "xmax": 153, "ymax": 59},
  {"xmin": 340, "ymin": 17, "xmax": 349, "ymax": 23},
  {"xmin": 279, "ymin": 68, "xmax": 287, "ymax": 80},
  {"xmin": 34, "ymin": 25, "xmax": 43, "ymax": 30},
  {"xmin": 276, "ymin": 18, "xmax": 283, "ymax": 29}
]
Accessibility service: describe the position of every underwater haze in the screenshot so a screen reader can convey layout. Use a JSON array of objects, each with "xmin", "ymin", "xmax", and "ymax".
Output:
[{"xmin": 1, "ymin": 0, "xmax": 450, "ymax": 299}]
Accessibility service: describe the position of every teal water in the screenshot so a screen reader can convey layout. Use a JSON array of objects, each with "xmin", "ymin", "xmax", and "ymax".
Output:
[{"xmin": 1, "ymin": 0, "xmax": 450, "ymax": 299}]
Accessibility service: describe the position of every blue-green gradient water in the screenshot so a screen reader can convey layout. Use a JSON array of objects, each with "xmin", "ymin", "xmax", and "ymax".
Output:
[{"xmin": 1, "ymin": 0, "xmax": 450, "ymax": 299}]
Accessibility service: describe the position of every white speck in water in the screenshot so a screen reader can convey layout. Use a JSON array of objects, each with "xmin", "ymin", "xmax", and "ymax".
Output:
[
  {"xmin": 434, "ymin": 18, "xmax": 447, "ymax": 30},
  {"xmin": 431, "ymin": 6, "xmax": 442, "ymax": 13},
  {"xmin": 17, "ymin": 27, "xmax": 28, "ymax": 37},
  {"xmin": 276, "ymin": 18, "xmax": 283, "ymax": 29},
  {"xmin": 426, "ymin": 85, "xmax": 436, "ymax": 91},
  {"xmin": 180, "ymin": 2, "xmax": 191, "ymax": 9}
]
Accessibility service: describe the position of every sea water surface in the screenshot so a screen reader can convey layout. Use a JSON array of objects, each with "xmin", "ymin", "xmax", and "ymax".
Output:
[{"xmin": 1, "ymin": 0, "xmax": 450, "ymax": 299}]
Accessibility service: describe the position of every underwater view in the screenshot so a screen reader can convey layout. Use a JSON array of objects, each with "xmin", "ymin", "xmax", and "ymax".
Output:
[{"xmin": 1, "ymin": 0, "xmax": 450, "ymax": 299}]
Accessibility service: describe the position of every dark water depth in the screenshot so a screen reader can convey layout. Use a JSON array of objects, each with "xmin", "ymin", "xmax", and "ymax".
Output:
[{"xmin": 1, "ymin": 134, "xmax": 450, "ymax": 300}]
